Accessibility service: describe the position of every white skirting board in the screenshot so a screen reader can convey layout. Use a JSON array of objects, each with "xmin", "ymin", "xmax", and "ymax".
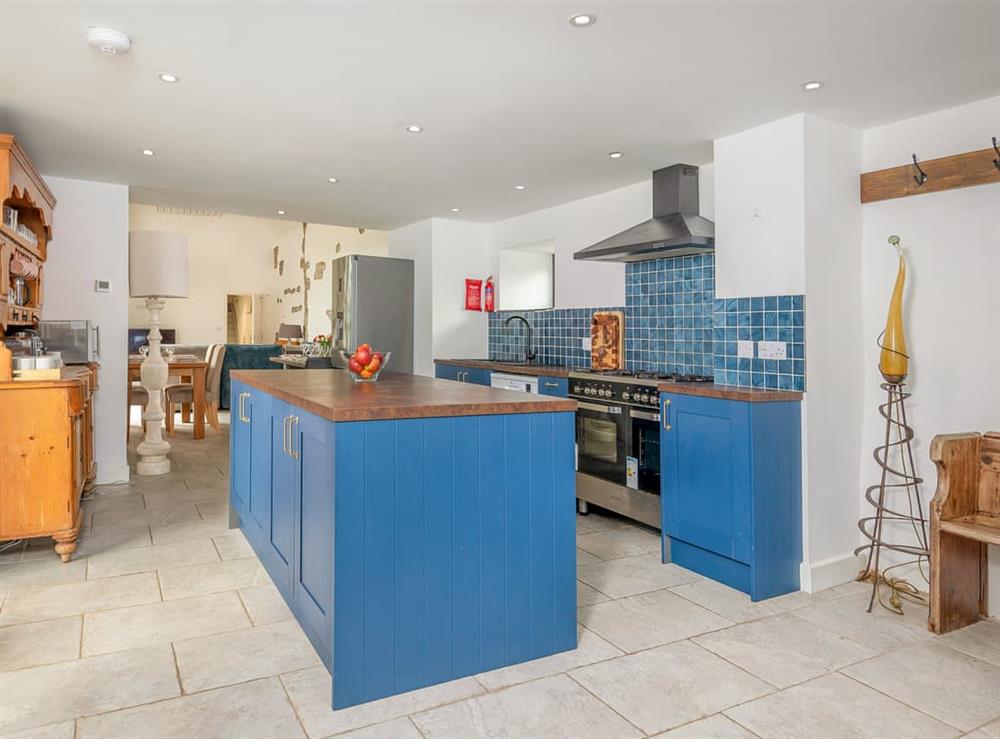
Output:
[
  {"xmin": 799, "ymin": 552, "xmax": 865, "ymax": 594},
  {"xmin": 95, "ymin": 464, "xmax": 131, "ymax": 485}
]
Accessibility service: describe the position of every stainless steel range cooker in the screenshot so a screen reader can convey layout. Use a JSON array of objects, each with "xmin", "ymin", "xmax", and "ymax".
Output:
[{"xmin": 571, "ymin": 369, "xmax": 712, "ymax": 529}]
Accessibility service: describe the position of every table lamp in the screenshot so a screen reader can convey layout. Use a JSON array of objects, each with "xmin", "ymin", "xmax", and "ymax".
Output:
[{"xmin": 129, "ymin": 230, "xmax": 189, "ymax": 475}]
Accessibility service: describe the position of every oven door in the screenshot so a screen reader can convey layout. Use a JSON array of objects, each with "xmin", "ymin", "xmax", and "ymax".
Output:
[
  {"xmin": 629, "ymin": 407, "xmax": 661, "ymax": 495},
  {"xmin": 575, "ymin": 400, "xmax": 627, "ymax": 485}
]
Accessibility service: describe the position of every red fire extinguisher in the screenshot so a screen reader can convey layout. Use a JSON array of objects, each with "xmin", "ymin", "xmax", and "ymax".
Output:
[{"xmin": 484, "ymin": 276, "xmax": 495, "ymax": 313}]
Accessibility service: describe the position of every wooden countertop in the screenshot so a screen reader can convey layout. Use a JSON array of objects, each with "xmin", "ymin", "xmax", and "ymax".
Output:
[
  {"xmin": 0, "ymin": 364, "xmax": 94, "ymax": 390},
  {"xmin": 232, "ymin": 369, "xmax": 577, "ymax": 421},
  {"xmin": 658, "ymin": 382, "xmax": 803, "ymax": 403},
  {"xmin": 435, "ymin": 358, "xmax": 572, "ymax": 377}
]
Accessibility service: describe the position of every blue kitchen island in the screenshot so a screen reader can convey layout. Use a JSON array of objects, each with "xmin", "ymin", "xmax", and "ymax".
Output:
[{"xmin": 229, "ymin": 369, "xmax": 577, "ymax": 709}]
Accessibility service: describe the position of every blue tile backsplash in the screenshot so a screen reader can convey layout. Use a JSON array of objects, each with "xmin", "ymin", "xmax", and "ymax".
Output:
[
  {"xmin": 712, "ymin": 295, "xmax": 806, "ymax": 391},
  {"xmin": 489, "ymin": 306, "xmax": 624, "ymax": 367},
  {"xmin": 488, "ymin": 253, "xmax": 807, "ymax": 391},
  {"xmin": 624, "ymin": 254, "xmax": 715, "ymax": 375}
]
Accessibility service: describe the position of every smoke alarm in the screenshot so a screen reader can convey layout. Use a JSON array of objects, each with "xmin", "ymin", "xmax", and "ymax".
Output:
[{"xmin": 87, "ymin": 27, "xmax": 131, "ymax": 55}]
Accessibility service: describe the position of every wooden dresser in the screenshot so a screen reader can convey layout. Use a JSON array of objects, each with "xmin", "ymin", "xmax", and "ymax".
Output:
[
  {"xmin": 1, "ymin": 133, "xmax": 98, "ymax": 562},
  {"xmin": 0, "ymin": 346, "xmax": 98, "ymax": 561},
  {"xmin": 1, "ymin": 133, "xmax": 54, "ymax": 331}
]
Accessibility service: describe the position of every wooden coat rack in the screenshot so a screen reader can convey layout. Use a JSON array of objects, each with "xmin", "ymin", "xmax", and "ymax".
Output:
[{"xmin": 860, "ymin": 141, "xmax": 1000, "ymax": 203}]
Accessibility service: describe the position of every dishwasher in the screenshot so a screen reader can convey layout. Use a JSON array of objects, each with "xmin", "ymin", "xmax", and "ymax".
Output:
[{"xmin": 490, "ymin": 372, "xmax": 539, "ymax": 393}]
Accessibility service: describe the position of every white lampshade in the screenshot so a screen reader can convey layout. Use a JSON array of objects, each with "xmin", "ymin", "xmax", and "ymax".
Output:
[{"xmin": 129, "ymin": 230, "xmax": 189, "ymax": 298}]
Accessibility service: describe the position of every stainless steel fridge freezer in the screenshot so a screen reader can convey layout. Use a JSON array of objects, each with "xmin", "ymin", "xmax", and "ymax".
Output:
[{"xmin": 330, "ymin": 255, "xmax": 414, "ymax": 373}]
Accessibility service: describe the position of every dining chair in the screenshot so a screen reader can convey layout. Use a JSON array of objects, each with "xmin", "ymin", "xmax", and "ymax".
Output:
[
  {"xmin": 164, "ymin": 344, "xmax": 227, "ymax": 436},
  {"xmin": 127, "ymin": 382, "xmax": 149, "ymax": 443}
]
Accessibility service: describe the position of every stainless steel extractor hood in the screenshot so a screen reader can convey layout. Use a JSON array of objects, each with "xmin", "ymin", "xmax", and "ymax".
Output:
[{"xmin": 574, "ymin": 164, "xmax": 714, "ymax": 262}]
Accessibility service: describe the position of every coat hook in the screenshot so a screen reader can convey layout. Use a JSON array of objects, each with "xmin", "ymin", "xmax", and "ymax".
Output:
[
  {"xmin": 911, "ymin": 154, "xmax": 928, "ymax": 186},
  {"xmin": 992, "ymin": 136, "xmax": 1000, "ymax": 171}
]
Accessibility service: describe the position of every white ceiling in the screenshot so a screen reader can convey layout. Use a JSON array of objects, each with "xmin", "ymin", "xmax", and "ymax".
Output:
[{"xmin": 2, "ymin": 1, "xmax": 998, "ymax": 230}]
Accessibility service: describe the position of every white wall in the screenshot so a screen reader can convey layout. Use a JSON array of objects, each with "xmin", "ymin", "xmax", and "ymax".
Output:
[
  {"xmin": 128, "ymin": 206, "xmax": 388, "ymax": 344},
  {"xmin": 387, "ymin": 218, "xmax": 491, "ymax": 376},
  {"xmin": 714, "ymin": 115, "xmax": 806, "ymax": 298},
  {"xmin": 387, "ymin": 219, "xmax": 434, "ymax": 376},
  {"xmin": 431, "ymin": 219, "xmax": 492, "ymax": 364},
  {"xmin": 860, "ymin": 96, "xmax": 1000, "ymax": 615},
  {"xmin": 43, "ymin": 176, "xmax": 130, "ymax": 483},
  {"xmin": 800, "ymin": 116, "xmax": 866, "ymax": 588}
]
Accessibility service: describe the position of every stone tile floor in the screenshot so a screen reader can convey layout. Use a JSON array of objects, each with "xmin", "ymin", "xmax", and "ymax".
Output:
[{"xmin": 2, "ymin": 415, "xmax": 999, "ymax": 738}]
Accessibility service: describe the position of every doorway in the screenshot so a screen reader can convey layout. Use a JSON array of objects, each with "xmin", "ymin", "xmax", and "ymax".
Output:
[{"xmin": 226, "ymin": 294, "xmax": 254, "ymax": 344}]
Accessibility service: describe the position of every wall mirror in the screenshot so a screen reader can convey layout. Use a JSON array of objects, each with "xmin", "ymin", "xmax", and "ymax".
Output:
[{"xmin": 497, "ymin": 239, "xmax": 555, "ymax": 311}]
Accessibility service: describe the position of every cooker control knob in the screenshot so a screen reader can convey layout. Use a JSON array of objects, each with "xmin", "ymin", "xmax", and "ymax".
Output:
[
  {"xmin": 585, "ymin": 387, "xmax": 595, "ymax": 395},
  {"xmin": 649, "ymin": 395, "xmax": 658, "ymax": 405},
  {"xmin": 601, "ymin": 389, "xmax": 611, "ymax": 398},
  {"xmin": 573, "ymin": 385, "xmax": 581, "ymax": 394},
  {"xmin": 622, "ymin": 392, "xmax": 631, "ymax": 401},
  {"xmin": 640, "ymin": 393, "xmax": 650, "ymax": 403}
]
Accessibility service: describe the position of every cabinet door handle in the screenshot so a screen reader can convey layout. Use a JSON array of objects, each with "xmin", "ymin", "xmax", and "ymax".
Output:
[
  {"xmin": 282, "ymin": 415, "xmax": 290, "ymax": 454},
  {"xmin": 243, "ymin": 393, "xmax": 251, "ymax": 423},
  {"xmin": 662, "ymin": 397, "xmax": 672, "ymax": 431},
  {"xmin": 543, "ymin": 381, "xmax": 559, "ymax": 388},
  {"xmin": 458, "ymin": 371, "xmax": 466, "ymax": 382},
  {"xmin": 289, "ymin": 416, "xmax": 300, "ymax": 459}
]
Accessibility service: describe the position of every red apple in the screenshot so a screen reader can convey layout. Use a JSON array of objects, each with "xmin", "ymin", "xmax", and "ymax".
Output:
[
  {"xmin": 355, "ymin": 347, "xmax": 372, "ymax": 366},
  {"xmin": 348, "ymin": 358, "xmax": 363, "ymax": 373},
  {"xmin": 374, "ymin": 351, "xmax": 384, "ymax": 362},
  {"xmin": 365, "ymin": 356, "xmax": 381, "ymax": 374}
]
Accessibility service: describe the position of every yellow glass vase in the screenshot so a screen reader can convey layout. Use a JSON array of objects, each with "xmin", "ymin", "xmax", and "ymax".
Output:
[{"xmin": 879, "ymin": 236, "xmax": 909, "ymax": 383}]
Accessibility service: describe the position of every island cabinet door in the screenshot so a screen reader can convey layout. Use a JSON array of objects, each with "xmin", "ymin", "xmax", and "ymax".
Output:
[
  {"xmin": 660, "ymin": 393, "xmax": 752, "ymax": 567},
  {"xmin": 229, "ymin": 382, "xmax": 251, "ymax": 517},
  {"xmin": 263, "ymin": 398, "xmax": 296, "ymax": 592},
  {"xmin": 289, "ymin": 409, "xmax": 334, "ymax": 662},
  {"xmin": 244, "ymin": 390, "xmax": 273, "ymax": 548}
]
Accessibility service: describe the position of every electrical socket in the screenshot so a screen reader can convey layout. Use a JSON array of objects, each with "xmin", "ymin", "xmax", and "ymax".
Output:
[
  {"xmin": 757, "ymin": 341, "xmax": 787, "ymax": 360},
  {"xmin": 582, "ymin": 336, "xmax": 591, "ymax": 350},
  {"xmin": 737, "ymin": 340, "xmax": 754, "ymax": 358}
]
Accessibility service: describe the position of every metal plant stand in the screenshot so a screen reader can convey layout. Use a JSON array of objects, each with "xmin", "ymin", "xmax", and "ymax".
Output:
[{"xmin": 855, "ymin": 381, "xmax": 929, "ymax": 614}]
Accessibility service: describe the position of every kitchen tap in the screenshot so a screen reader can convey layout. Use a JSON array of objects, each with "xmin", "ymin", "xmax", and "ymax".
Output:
[{"xmin": 504, "ymin": 315, "xmax": 536, "ymax": 363}]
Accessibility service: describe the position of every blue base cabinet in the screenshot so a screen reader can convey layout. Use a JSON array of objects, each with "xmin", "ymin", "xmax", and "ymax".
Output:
[
  {"xmin": 660, "ymin": 392, "xmax": 801, "ymax": 601},
  {"xmin": 434, "ymin": 363, "xmax": 491, "ymax": 386},
  {"xmin": 537, "ymin": 375, "xmax": 568, "ymax": 397},
  {"xmin": 231, "ymin": 381, "xmax": 576, "ymax": 709}
]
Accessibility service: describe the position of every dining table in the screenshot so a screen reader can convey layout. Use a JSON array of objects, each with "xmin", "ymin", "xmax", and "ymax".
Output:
[{"xmin": 128, "ymin": 354, "xmax": 209, "ymax": 440}]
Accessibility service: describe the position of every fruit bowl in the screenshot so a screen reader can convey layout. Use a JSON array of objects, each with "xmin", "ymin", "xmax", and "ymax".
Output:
[{"xmin": 339, "ymin": 346, "xmax": 390, "ymax": 383}]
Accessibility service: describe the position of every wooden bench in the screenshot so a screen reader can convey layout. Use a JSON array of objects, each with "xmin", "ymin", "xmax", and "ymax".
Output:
[{"xmin": 928, "ymin": 431, "xmax": 1000, "ymax": 634}]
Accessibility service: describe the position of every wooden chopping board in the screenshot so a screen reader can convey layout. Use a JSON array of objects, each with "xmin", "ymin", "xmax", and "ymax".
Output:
[{"xmin": 591, "ymin": 311, "xmax": 624, "ymax": 370}]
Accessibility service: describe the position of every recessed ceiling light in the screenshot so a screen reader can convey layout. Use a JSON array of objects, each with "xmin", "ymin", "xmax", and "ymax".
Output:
[
  {"xmin": 802, "ymin": 80, "xmax": 824, "ymax": 91},
  {"xmin": 140, "ymin": 148, "xmax": 155, "ymax": 157},
  {"xmin": 450, "ymin": 208, "xmax": 460, "ymax": 212},
  {"xmin": 405, "ymin": 124, "xmax": 423, "ymax": 133},
  {"xmin": 608, "ymin": 151, "xmax": 624, "ymax": 159},
  {"xmin": 327, "ymin": 177, "xmax": 338, "ymax": 183},
  {"xmin": 277, "ymin": 209, "xmax": 286, "ymax": 215},
  {"xmin": 514, "ymin": 185, "xmax": 526, "ymax": 191},
  {"xmin": 157, "ymin": 72, "xmax": 180, "ymax": 83},
  {"xmin": 569, "ymin": 13, "xmax": 596, "ymax": 27}
]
